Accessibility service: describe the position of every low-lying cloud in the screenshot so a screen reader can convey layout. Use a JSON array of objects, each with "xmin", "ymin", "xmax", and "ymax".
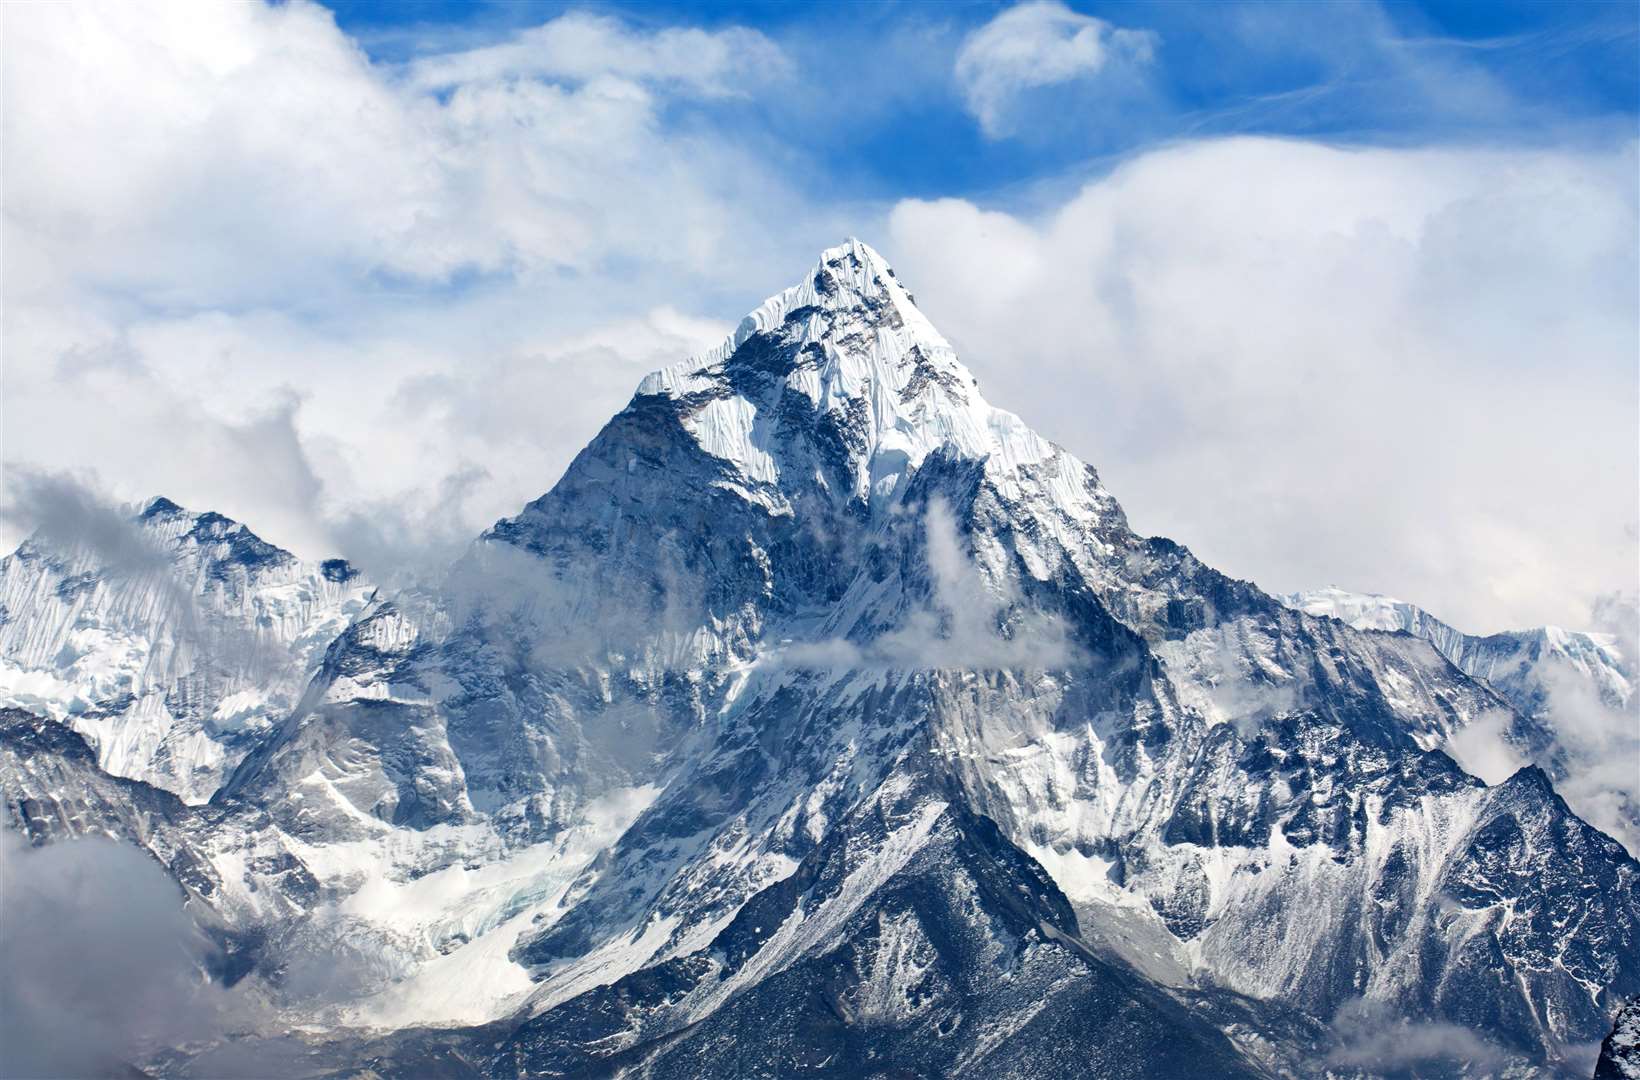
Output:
[
  {"xmin": 1325, "ymin": 997, "xmax": 1508, "ymax": 1075},
  {"xmin": 0, "ymin": 831, "xmax": 223, "ymax": 1078}
]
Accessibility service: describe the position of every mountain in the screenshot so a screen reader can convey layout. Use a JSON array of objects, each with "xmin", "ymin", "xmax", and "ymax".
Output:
[
  {"xmin": 0, "ymin": 498, "xmax": 373, "ymax": 802},
  {"xmin": 2, "ymin": 240, "xmax": 1635, "ymax": 1078},
  {"xmin": 1282, "ymin": 586, "xmax": 1639, "ymax": 854}
]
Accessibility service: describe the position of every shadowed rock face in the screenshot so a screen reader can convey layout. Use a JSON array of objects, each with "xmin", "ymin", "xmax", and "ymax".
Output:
[
  {"xmin": 1, "ymin": 241, "xmax": 1636, "ymax": 1078},
  {"xmin": 493, "ymin": 776, "xmax": 1269, "ymax": 1080}
]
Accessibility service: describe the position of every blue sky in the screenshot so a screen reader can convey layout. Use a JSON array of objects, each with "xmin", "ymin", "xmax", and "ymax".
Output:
[
  {"xmin": 322, "ymin": 0, "xmax": 1639, "ymax": 202},
  {"xmin": 3, "ymin": 0, "xmax": 1636, "ymax": 633}
]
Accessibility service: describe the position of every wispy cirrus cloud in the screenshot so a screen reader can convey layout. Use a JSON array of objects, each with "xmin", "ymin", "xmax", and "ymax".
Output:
[{"xmin": 404, "ymin": 11, "xmax": 791, "ymax": 96}]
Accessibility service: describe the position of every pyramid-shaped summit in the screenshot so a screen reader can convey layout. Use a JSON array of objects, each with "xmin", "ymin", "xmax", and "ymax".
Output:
[{"xmin": 628, "ymin": 238, "xmax": 1095, "ymax": 513}]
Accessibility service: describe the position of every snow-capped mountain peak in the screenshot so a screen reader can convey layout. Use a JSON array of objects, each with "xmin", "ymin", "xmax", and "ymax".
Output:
[
  {"xmin": 1281, "ymin": 585, "xmax": 1634, "ymax": 708},
  {"xmin": 1281, "ymin": 584, "xmax": 1439, "ymax": 633},
  {"xmin": 1280, "ymin": 583, "xmax": 1639, "ymax": 853},
  {"xmin": 634, "ymin": 239, "xmax": 1080, "ymax": 513}
]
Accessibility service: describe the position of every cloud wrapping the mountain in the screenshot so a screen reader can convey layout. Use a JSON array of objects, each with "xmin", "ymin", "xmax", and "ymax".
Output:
[
  {"xmin": 0, "ymin": 468, "xmax": 173, "ymax": 577},
  {"xmin": 785, "ymin": 499, "xmax": 1078, "ymax": 673},
  {"xmin": 1534, "ymin": 662, "xmax": 1640, "ymax": 854},
  {"xmin": 1443, "ymin": 709, "xmax": 1527, "ymax": 786}
]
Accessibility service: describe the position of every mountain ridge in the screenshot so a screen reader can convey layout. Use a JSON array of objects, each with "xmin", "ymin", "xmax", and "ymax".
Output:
[
  {"xmin": 0, "ymin": 494, "xmax": 373, "ymax": 803},
  {"xmin": 1282, "ymin": 584, "xmax": 1639, "ymax": 854}
]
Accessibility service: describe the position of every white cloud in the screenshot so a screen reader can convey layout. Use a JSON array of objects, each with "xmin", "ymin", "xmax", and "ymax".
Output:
[
  {"xmin": 1534, "ymin": 657, "xmax": 1640, "ymax": 855},
  {"xmin": 1, "ymin": 0, "xmax": 842, "ymax": 564},
  {"xmin": 954, "ymin": 1, "xmax": 1157, "ymax": 137},
  {"xmin": 1444, "ymin": 709, "xmax": 1528, "ymax": 785},
  {"xmin": 2, "ymin": 1, "xmax": 807, "ymax": 304},
  {"xmin": 1326, "ymin": 997, "xmax": 1507, "ymax": 1072},
  {"xmin": 2, "ymin": 1, "xmax": 1633, "ymax": 647},
  {"xmin": 888, "ymin": 136, "xmax": 1639, "ymax": 632},
  {"xmin": 0, "ymin": 832, "xmax": 224, "ymax": 1077}
]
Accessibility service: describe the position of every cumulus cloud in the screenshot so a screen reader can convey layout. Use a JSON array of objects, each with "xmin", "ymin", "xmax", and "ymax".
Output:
[
  {"xmin": 889, "ymin": 136, "xmax": 1638, "ymax": 633},
  {"xmin": 955, "ymin": 1, "xmax": 1158, "ymax": 137},
  {"xmin": 3, "ymin": 1, "xmax": 805, "ymax": 303}
]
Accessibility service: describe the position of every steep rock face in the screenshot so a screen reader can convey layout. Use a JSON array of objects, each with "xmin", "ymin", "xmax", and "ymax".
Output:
[
  {"xmin": 0, "ymin": 707, "xmax": 208, "ymax": 879},
  {"xmin": 2, "ymin": 241, "xmax": 1635, "ymax": 1076},
  {"xmin": 0, "ymin": 500, "xmax": 372, "ymax": 801}
]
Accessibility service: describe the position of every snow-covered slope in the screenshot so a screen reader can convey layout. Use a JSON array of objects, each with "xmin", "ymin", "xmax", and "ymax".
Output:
[
  {"xmin": 0, "ymin": 499, "xmax": 372, "ymax": 801},
  {"xmin": 1283, "ymin": 586, "xmax": 1639, "ymax": 854},
  {"xmin": 2, "ymin": 241, "xmax": 1635, "ymax": 1078}
]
